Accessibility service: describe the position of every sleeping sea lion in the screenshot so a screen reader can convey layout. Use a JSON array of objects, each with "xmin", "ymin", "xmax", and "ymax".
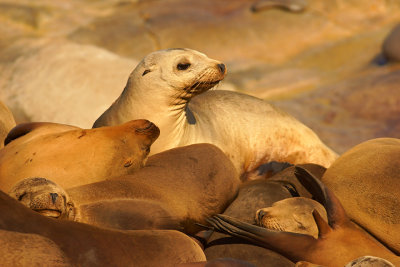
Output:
[
  {"xmin": 0, "ymin": 189, "xmax": 206, "ymax": 266},
  {"xmin": 10, "ymin": 144, "xmax": 240, "ymax": 234},
  {"xmin": 0, "ymin": 119, "xmax": 159, "ymax": 191},
  {"xmin": 206, "ymin": 167, "xmax": 400, "ymax": 266},
  {"xmin": 255, "ymin": 197, "xmax": 328, "ymax": 239},
  {"xmin": 93, "ymin": 48, "xmax": 338, "ymax": 180}
]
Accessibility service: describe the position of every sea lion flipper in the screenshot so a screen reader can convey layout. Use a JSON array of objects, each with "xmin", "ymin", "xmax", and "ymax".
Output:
[
  {"xmin": 208, "ymin": 214, "xmax": 316, "ymax": 256},
  {"xmin": 4, "ymin": 122, "xmax": 49, "ymax": 146},
  {"xmin": 312, "ymin": 210, "xmax": 332, "ymax": 237},
  {"xmin": 294, "ymin": 166, "xmax": 349, "ymax": 227},
  {"xmin": 294, "ymin": 166, "xmax": 328, "ymax": 205}
]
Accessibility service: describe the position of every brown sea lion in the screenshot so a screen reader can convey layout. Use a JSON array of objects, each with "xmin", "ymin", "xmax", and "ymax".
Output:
[
  {"xmin": 321, "ymin": 138, "xmax": 400, "ymax": 254},
  {"xmin": 93, "ymin": 48, "xmax": 338, "ymax": 180},
  {"xmin": 203, "ymin": 164, "xmax": 325, "ymax": 267},
  {"xmin": 10, "ymin": 144, "xmax": 240, "ymax": 234},
  {"xmin": 0, "ymin": 190, "xmax": 206, "ymax": 266},
  {"xmin": 206, "ymin": 167, "xmax": 400, "ymax": 266},
  {"xmin": 0, "ymin": 119, "xmax": 159, "ymax": 191}
]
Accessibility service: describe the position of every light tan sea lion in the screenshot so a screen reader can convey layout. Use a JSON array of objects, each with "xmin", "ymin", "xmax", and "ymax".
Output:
[
  {"xmin": 206, "ymin": 167, "xmax": 400, "ymax": 267},
  {"xmin": 255, "ymin": 197, "xmax": 328, "ymax": 239},
  {"xmin": 0, "ymin": 119, "xmax": 159, "ymax": 191},
  {"xmin": 0, "ymin": 229, "xmax": 72, "ymax": 267},
  {"xmin": 321, "ymin": 138, "xmax": 400, "ymax": 254},
  {"xmin": 93, "ymin": 48, "xmax": 338, "ymax": 179},
  {"xmin": 0, "ymin": 190, "xmax": 206, "ymax": 266},
  {"xmin": 10, "ymin": 144, "xmax": 240, "ymax": 234},
  {"xmin": 0, "ymin": 101, "xmax": 16, "ymax": 149}
]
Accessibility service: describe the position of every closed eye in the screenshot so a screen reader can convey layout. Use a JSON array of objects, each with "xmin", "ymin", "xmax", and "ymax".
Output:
[{"xmin": 177, "ymin": 63, "xmax": 191, "ymax": 70}]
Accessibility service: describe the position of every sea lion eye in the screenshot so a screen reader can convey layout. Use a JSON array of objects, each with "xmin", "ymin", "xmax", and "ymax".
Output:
[
  {"xmin": 142, "ymin": 69, "xmax": 151, "ymax": 76},
  {"xmin": 177, "ymin": 63, "xmax": 191, "ymax": 70}
]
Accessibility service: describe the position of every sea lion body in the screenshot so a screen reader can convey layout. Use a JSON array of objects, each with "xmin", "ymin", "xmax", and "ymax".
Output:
[
  {"xmin": 0, "ymin": 190, "xmax": 206, "ymax": 266},
  {"xmin": 10, "ymin": 144, "xmax": 240, "ymax": 234},
  {"xmin": 321, "ymin": 138, "xmax": 400, "ymax": 254},
  {"xmin": 94, "ymin": 48, "xmax": 338, "ymax": 178},
  {"xmin": 0, "ymin": 119, "xmax": 159, "ymax": 191},
  {"xmin": 0, "ymin": 229, "xmax": 72, "ymax": 267}
]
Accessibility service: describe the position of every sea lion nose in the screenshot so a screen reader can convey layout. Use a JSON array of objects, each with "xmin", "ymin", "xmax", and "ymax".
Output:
[
  {"xmin": 217, "ymin": 63, "xmax": 226, "ymax": 74},
  {"xmin": 50, "ymin": 193, "xmax": 58, "ymax": 204},
  {"xmin": 257, "ymin": 210, "xmax": 267, "ymax": 222}
]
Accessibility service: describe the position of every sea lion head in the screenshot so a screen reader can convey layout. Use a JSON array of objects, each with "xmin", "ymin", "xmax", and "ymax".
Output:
[
  {"xmin": 255, "ymin": 197, "xmax": 328, "ymax": 238},
  {"xmin": 9, "ymin": 177, "xmax": 74, "ymax": 219},
  {"xmin": 129, "ymin": 48, "xmax": 226, "ymax": 105}
]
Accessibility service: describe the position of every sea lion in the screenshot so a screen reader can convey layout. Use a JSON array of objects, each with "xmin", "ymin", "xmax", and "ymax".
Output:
[
  {"xmin": 93, "ymin": 48, "xmax": 338, "ymax": 179},
  {"xmin": 0, "ymin": 101, "xmax": 16, "ymax": 149},
  {"xmin": 206, "ymin": 167, "xmax": 400, "ymax": 266},
  {"xmin": 345, "ymin": 256, "xmax": 396, "ymax": 267},
  {"xmin": 0, "ymin": 189, "xmax": 206, "ymax": 266},
  {"xmin": 0, "ymin": 119, "xmax": 159, "ymax": 191},
  {"xmin": 204, "ymin": 164, "xmax": 325, "ymax": 267},
  {"xmin": 10, "ymin": 144, "xmax": 240, "ymax": 234},
  {"xmin": 0, "ymin": 229, "xmax": 72, "ymax": 267},
  {"xmin": 321, "ymin": 138, "xmax": 400, "ymax": 254},
  {"xmin": 255, "ymin": 197, "xmax": 328, "ymax": 239},
  {"xmin": 9, "ymin": 177, "xmax": 74, "ymax": 219}
]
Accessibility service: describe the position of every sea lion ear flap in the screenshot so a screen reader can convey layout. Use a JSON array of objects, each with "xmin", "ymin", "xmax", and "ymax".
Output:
[
  {"xmin": 4, "ymin": 122, "xmax": 48, "ymax": 146},
  {"xmin": 294, "ymin": 166, "xmax": 349, "ymax": 228},
  {"xmin": 141, "ymin": 54, "xmax": 158, "ymax": 76}
]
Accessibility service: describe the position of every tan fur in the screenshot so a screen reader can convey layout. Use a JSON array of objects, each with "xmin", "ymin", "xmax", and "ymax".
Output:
[
  {"xmin": 0, "ymin": 190, "xmax": 206, "ymax": 266},
  {"xmin": 93, "ymin": 48, "xmax": 338, "ymax": 179},
  {"xmin": 322, "ymin": 138, "xmax": 400, "ymax": 254},
  {"xmin": 256, "ymin": 197, "xmax": 328, "ymax": 239},
  {"xmin": 0, "ymin": 101, "xmax": 16, "ymax": 149},
  {"xmin": 207, "ymin": 167, "xmax": 400, "ymax": 267},
  {"xmin": 0, "ymin": 229, "xmax": 72, "ymax": 267},
  {"xmin": 11, "ymin": 144, "xmax": 240, "ymax": 234},
  {"xmin": 0, "ymin": 119, "xmax": 159, "ymax": 191}
]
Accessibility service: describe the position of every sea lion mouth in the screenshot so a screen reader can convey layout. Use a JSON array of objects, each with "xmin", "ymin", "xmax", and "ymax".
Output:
[
  {"xmin": 34, "ymin": 209, "xmax": 62, "ymax": 218},
  {"xmin": 186, "ymin": 79, "xmax": 221, "ymax": 94}
]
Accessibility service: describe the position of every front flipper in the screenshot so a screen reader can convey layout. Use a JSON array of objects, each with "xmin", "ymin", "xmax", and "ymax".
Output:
[{"xmin": 207, "ymin": 214, "xmax": 316, "ymax": 261}]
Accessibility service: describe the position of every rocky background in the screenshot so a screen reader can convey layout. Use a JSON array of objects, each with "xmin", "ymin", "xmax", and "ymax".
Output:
[{"xmin": 0, "ymin": 0, "xmax": 400, "ymax": 154}]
